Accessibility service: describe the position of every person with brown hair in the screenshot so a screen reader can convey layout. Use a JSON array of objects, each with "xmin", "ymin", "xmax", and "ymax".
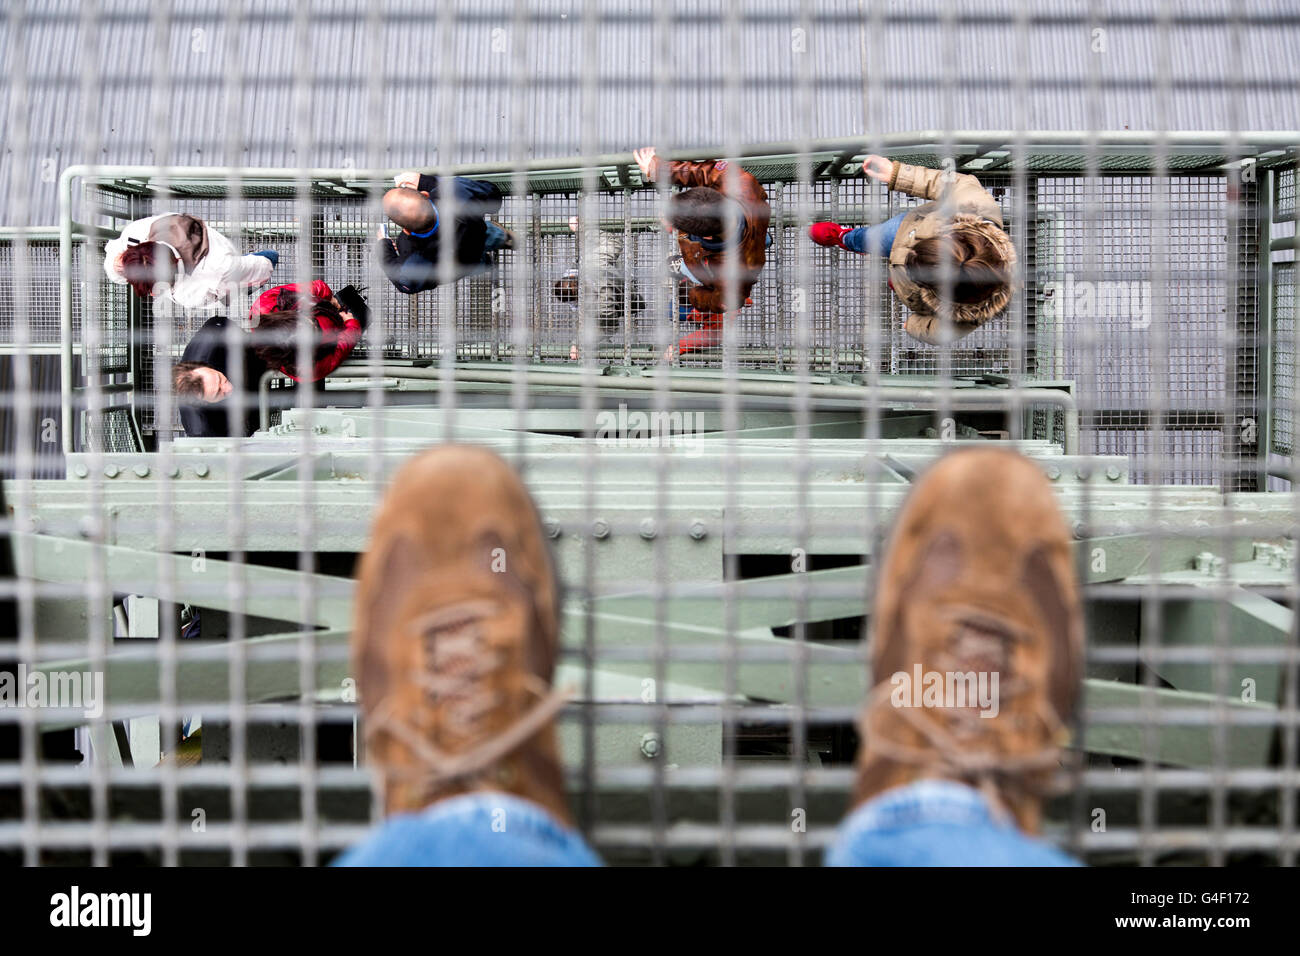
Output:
[
  {"xmin": 104, "ymin": 213, "xmax": 278, "ymax": 311},
  {"xmin": 170, "ymin": 280, "xmax": 366, "ymax": 437},
  {"xmin": 247, "ymin": 280, "xmax": 368, "ymax": 383},
  {"xmin": 809, "ymin": 155, "xmax": 1016, "ymax": 345},
  {"xmin": 170, "ymin": 317, "xmax": 268, "ymax": 438},
  {"xmin": 632, "ymin": 147, "xmax": 771, "ymax": 361}
]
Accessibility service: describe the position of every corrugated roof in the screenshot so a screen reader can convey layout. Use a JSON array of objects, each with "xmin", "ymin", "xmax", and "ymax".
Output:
[{"xmin": 3, "ymin": 0, "xmax": 1299, "ymax": 224}]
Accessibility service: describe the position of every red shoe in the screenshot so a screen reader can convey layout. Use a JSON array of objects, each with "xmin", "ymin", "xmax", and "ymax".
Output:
[{"xmin": 809, "ymin": 221, "xmax": 851, "ymax": 249}]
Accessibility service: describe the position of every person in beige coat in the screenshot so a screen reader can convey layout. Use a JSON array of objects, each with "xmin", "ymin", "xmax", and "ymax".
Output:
[{"xmin": 810, "ymin": 155, "xmax": 1017, "ymax": 345}]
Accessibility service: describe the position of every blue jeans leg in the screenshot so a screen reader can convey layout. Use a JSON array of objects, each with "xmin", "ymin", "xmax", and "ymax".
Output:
[
  {"xmin": 332, "ymin": 792, "xmax": 602, "ymax": 867},
  {"xmin": 482, "ymin": 220, "xmax": 509, "ymax": 255},
  {"xmin": 841, "ymin": 226, "xmax": 870, "ymax": 255},
  {"xmin": 824, "ymin": 779, "xmax": 1081, "ymax": 867},
  {"xmin": 841, "ymin": 211, "xmax": 907, "ymax": 256}
]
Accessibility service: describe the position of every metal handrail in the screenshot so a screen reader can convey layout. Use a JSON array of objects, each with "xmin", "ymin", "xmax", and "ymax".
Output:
[{"xmin": 257, "ymin": 363, "xmax": 1079, "ymax": 453}]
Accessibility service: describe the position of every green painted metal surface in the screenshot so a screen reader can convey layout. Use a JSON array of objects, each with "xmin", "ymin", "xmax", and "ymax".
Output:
[{"xmin": 8, "ymin": 360, "xmax": 1297, "ymax": 831}]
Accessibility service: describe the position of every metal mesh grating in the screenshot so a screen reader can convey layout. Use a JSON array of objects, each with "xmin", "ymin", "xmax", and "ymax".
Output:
[
  {"xmin": 0, "ymin": 1, "xmax": 1298, "ymax": 875},
  {"xmin": 1277, "ymin": 166, "xmax": 1297, "ymax": 222},
  {"xmin": 1273, "ymin": 261, "xmax": 1296, "ymax": 455},
  {"xmin": 0, "ymin": 240, "xmax": 76, "ymax": 347},
  {"xmin": 1034, "ymin": 175, "xmax": 1260, "ymax": 486},
  {"xmin": 79, "ymin": 404, "xmax": 141, "ymax": 455}
]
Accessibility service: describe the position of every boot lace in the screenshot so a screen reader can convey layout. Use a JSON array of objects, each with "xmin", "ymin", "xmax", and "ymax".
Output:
[{"xmin": 369, "ymin": 598, "xmax": 569, "ymax": 792}]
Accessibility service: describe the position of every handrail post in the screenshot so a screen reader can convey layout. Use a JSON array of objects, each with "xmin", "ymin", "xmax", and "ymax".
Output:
[
  {"xmin": 58, "ymin": 166, "xmax": 77, "ymax": 455},
  {"xmin": 258, "ymin": 369, "xmax": 285, "ymax": 433}
]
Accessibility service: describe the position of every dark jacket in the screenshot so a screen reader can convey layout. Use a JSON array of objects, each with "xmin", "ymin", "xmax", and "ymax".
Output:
[
  {"xmin": 376, "ymin": 175, "xmax": 504, "ymax": 294},
  {"xmin": 651, "ymin": 157, "xmax": 771, "ymax": 315},
  {"xmin": 178, "ymin": 316, "xmax": 271, "ymax": 438}
]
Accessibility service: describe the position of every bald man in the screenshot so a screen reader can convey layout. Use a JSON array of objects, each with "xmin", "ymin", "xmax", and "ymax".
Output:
[{"xmin": 376, "ymin": 172, "xmax": 512, "ymax": 295}]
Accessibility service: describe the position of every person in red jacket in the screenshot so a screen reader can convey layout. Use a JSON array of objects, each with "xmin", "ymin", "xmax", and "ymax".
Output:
[{"xmin": 248, "ymin": 281, "xmax": 368, "ymax": 382}]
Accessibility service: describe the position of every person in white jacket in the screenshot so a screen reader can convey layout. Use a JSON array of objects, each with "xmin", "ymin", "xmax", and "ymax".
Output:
[{"xmin": 103, "ymin": 213, "xmax": 278, "ymax": 312}]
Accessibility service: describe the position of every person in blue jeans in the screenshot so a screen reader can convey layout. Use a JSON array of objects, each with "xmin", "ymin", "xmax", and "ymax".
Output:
[
  {"xmin": 808, "ymin": 154, "xmax": 1017, "ymax": 346},
  {"xmin": 812, "ymin": 210, "xmax": 908, "ymax": 258},
  {"xmin": 336, "ymin": 446, "xmax": 1081, "ymax": 867},
  {"xmin": 376, "ymin": 170, "xmax": 513, "ymax": 295}
]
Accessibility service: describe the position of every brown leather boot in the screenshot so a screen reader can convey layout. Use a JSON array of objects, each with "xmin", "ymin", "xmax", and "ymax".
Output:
[
  {"xmin": 853, "ymin": 448, "xmax": 1084, "ymax": 833},
  {"xmin": 352, "ymin": 445, "xmax": 572, "ymax": 824}
]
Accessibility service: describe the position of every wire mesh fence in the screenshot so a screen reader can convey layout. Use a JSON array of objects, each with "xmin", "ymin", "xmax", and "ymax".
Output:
[
  {"xmin": 51, "ymin": 161, "xmax": 1263, "ymax": 479},
  {"xmin": 0, "ymin": 0, "xmax": 1298, "ymax": 869}
]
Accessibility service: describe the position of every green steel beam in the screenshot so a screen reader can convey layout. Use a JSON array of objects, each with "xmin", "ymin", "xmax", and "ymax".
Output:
[
  {"xmin": 30, "ymin": 628, "xmax": 1279, "ymax": 769},
  {"xmin": 59, "ymin": 443, "xmax": 1117, "ymax": 485},
  {"xmin": 305, "ymin": 365, "xmax": 1080, "ymax": 451},
  {"xmin": 15, "ymin": 531, "xmax": 353, "ymax": 630},
  {"xmin": 1076, "ymin": 533, "xmax": 1257, "ymax": 584},
  {"xmin": 1083, "ymin": 680, "xmax": 1277, "ymax": 768},
  {"xmin": 15, "ymin": 520, "xmax": 1283, "ymax": 770},
  {"xmin": 1154, "ymin": 587, "xmax": 1291, "ymax": 704},
  {"xmin": 13, "ymin": 477, "xmax": 1290, "ymax": 576}
]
